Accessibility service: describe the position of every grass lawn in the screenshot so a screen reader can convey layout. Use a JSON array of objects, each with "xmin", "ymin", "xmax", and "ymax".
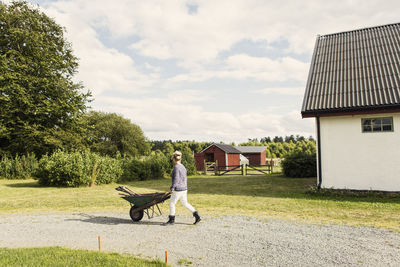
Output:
[
  {"xmin": 1, "ymin": 174, "xmax": 400, "ymax": 231},
  {"xmin": 0, "ymin": 247, "xmax": 168, "ymax": 267}
]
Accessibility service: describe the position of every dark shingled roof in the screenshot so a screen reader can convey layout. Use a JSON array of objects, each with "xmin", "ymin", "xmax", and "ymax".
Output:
[
  {"xmin": 201, "ymin": 143, "xmax": 241, "ymax": 154},
  {"xmin": 302, "ymin": 23, "xmax": 400, "ymax": 117}
]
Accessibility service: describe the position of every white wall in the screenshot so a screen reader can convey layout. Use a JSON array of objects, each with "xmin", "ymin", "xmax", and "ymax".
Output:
[{"xmin": 318, "ymin": 113, "xmax": 400, "ymax": 191}]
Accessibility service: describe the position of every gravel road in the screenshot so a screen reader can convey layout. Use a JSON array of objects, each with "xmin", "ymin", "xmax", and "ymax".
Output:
[{"xmin": 1, "ymin": 213, "xmax": 399, "ymax": 266}]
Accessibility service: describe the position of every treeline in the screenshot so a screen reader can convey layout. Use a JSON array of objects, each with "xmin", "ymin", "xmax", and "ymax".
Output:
[
  {"xmin": 150, "ymin": 135, "xmax": 316, "ymax": 159},
  {"xmin": 248, "ymin": 135, "xmax": 315, "ymax": 144},
  {"xmin": 151, "ymin": 140, "xmax": 212, "ymax": 154},
  {"xmin": 239, "ymin": 135, "xmax": 316, "ymax": 158}
]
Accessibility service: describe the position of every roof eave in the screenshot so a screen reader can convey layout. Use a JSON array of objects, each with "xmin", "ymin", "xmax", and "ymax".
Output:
[{"xmin": 302, "ymin": 105, "xmax": 400, "ymax": 118}]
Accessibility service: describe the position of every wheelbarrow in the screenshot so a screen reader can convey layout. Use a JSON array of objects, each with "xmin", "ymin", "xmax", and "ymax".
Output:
[{"xmin": 116, "ymin": 186, "xmax": 171, "ymax": 222}]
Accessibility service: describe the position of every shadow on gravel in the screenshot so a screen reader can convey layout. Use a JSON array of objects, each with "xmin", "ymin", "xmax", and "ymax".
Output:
[
  {"xmin": 65, "ymin": 213, "xmax": 132, "ymax": 225},
  {"xmin": 66, "ymin": 213, "xmax": 191, "ymax": 226}
]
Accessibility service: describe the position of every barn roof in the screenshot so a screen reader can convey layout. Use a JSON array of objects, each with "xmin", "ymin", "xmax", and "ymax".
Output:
[
  {"xmin": 235, "ymin": 146, "xmax": 267, "ymax": 153},
  {"xmin": 302, "ymin": 22, "xmax": 400, "ymax": 117},
  {"xmin": 201, "ymin": 143, "xmax": 241, "ymax": 154}
]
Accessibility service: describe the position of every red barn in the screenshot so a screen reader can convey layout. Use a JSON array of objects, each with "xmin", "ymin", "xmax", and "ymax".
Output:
[
  {"xmin": 235, "ymin": 146, "xmax": 267, "ymax": 166},
  {"xmin": 194, "ymin": 143, "xmax": 241, "ymax": 171},
  {"xmin": 194, "ymin": 144, "xmax": 268, "ymax": 171}
]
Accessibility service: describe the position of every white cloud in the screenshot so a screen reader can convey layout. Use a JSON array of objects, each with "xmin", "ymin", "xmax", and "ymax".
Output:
[
  {"xmin": 42, "ymin": 0, "xmax": 400, "ymax": 66},
  {"xmin": 167, "ymin": 54, "xmax": 309, "ymax": 84},
  {"xmin": 92, "ymin": 93, "xmax": 314, "ymax": 142},
  {"xmin": 166, "ymin": 89, "xmax": 214, "ymax": 104},
  {"xmin": 44, "ymin": 2, "xmax": 158, "ymax": 96},
  {"xmin": 131, "ymin": 41, "xmax": 172, "ymax": 60},
  {"xmin": 257, "ymin": 87, "xmax": 305, "ymax": 96},
  {"xmin": 144, "ymin": 63, "xmax": 161, "ymax": 73},
  {"xmin": 224, "ymin": 54, "xmax": 309, "ymax": 82},
  {"xmin": 41, "ymin": 0, "xmax": 400, "ymax": 79}
]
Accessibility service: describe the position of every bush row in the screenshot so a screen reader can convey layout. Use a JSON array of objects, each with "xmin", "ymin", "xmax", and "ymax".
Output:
[
  {"xmin": 120, "ymin": 152, "xmax": 171, "ymax": 181},
  {"xmin": 35, "ymin": 151, "xmax": 123, "ymax": 187},
  {"xmin": 0, "ymin": 154, "xmax": 38, "ymax": 179},
  {"xmin": 1, "ymin": 150, "xmax": 194, "ymax": 186},
  {"xmin": 35, "ymin": 151, "xmax": 179, "ymax": 186},
  {"xmin": 281, "ymin": 151, "xmax": 317, "ymax": 178}
]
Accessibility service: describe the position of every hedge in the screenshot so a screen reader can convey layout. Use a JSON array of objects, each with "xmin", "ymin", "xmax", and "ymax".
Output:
[
  {"xmin": 0, "ymin": 154, "xmax": 38, "ymax": 179},
  {"xmin": 35, "ymin": 150, "xmax": 122, "ymax": 187},
  {"xmin": 1, "ymin": 149, "xmax": 196, "ymax": 185},
  {"xmin": 281, "ymin": 151, "xmax": 317, "ymax": 178},
  {"xmin": 120, "ymin": 153, "xmax": 170, "ymax": 181}
]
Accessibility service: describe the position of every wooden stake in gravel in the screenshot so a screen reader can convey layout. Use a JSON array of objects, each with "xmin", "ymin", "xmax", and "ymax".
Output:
[
  {"xmin": 165, "ymin": 250, "xmax": 168, "ymax": 263},
  {"xmin": 98, "ymin": 236, "xmax": 101, "ymax": 251}
]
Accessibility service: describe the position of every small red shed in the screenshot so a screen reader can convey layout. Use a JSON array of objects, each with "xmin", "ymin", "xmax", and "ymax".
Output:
[
  {"xmin": 235, "ymin": 146, "xmax": 267, "ymax": 166},
  {"xmin": 194, "ymin": 143, "xmax": 241, "ymax": 171}
]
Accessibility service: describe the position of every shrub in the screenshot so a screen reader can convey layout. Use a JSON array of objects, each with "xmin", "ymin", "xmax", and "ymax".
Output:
[
  {"xmin": 180, "ymin": 148, "xmax": 197, "ymax": 176},
  {"xmin": 0, "ymin": 156, "xmax": 14, "ymax": 179},
  {"xmin": 281, "ymin": 151, "xmax": 317, "ymax": 178},
  {"xmin": 93, "ymin": 154, "xmax": 123, "ymax": 185},
  {"xmin": 35, "ymin": 150, "xmax": 122, "ymax": 187},
  {"xmin": 166, "ymin": 144, "xmax": 197, "ymax": 175},
  {"xmin": 120, "ymin": 153, "xmax": 170, "ymax": 181},
  {"xmin": 0, "ymin": 153, "xmax": 38, "ymax": 179}
]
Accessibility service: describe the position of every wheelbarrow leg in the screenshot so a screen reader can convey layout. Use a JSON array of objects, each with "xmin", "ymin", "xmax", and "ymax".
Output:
[{"xmin": 155, "ymin": 203, "xmax": 162, "ymax": 216}]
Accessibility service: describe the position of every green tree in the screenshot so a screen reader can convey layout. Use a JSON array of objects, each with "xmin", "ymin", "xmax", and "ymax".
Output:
[
  {"xmin": 265, "ymin": 149, "xmax": 272, "ymax": 158},
  {"xmin": 0, "ymin": 2, "xmax": 90, "ymax": 155},
  {"xmin": 85, "ymin": 111, "xmax": 150, "ymax": 157},
  {"xmin": 163, "ymin": 142, "xmax": 174, "ymax": 156},
  {"xmin": 273, "ymin": 136, "xmax": 284, "ymax": 143},
  {"xmin": 179, "ymin": 144, "xmax": 196, "ymax": 175}
]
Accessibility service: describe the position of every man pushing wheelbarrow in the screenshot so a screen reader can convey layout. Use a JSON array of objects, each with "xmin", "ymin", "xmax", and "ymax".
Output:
[{"xmin": 163, "ymin": 151, "xmax": 201, "ymax": 225}]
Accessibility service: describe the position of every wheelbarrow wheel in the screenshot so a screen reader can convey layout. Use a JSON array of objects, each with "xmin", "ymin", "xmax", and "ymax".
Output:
[{"xmin": 129, "ymin": 206, "xmax": 144, "ymax": 222}]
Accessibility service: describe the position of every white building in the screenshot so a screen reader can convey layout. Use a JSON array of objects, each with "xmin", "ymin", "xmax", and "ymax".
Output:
[{"xmin": 301, "ymin": 23, "xmax": 400, "ymax": 191}]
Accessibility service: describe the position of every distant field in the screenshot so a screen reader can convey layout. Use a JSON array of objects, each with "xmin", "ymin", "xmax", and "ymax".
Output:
[{"xmin": 1, "ymin": 174, "xmax": 400, "ymax": 231}]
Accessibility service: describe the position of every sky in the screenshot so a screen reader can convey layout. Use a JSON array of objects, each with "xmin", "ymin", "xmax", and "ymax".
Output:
[{"xmin": 21, "ymin": 0, "xmax": 400, "ymax": 142}]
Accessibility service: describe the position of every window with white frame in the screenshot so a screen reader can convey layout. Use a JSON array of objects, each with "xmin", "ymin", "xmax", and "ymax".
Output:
[{"xmin": 361, "ymin": 117, "xmax": 393, "ymax": 133}]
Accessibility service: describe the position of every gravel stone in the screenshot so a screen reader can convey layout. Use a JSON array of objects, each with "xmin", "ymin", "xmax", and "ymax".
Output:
[{"xmin": 1, "ymin": 213, "xmax": 399, "ymax": 266}]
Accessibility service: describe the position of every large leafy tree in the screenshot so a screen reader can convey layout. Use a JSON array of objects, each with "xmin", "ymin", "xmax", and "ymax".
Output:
[
  {"xmin": 0, "ymin": 1, "xmax": 90, "ymax": 156},
  {"xmin": 85, "ymin": 111, "xmax": 150, "ymax": 157}
]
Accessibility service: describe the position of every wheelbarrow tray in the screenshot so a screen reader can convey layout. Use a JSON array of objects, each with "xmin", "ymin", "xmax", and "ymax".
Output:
[
  {"xmin": 116, "ymin": 187, "xmax": 171, "ymax": 222},
  {"xmin": 122, "ymin": 192, "xmax": 170, "ymax": 208}
]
